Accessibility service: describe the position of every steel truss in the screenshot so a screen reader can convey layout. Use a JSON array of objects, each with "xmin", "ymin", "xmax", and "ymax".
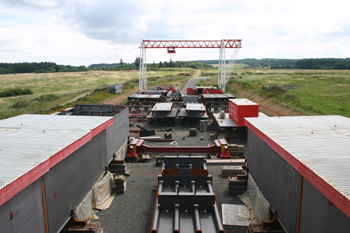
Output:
[{"xmin": 139, "ymin": 39, "xmax": 242, "ymax": 92}]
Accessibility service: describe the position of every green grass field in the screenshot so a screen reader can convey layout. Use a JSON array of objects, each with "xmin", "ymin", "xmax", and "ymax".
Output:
[
  {"xmin": 0, "ymin": 68, "xmax": 194, "ymax": 119},
  {"xmin": 199, "ymin": 68, "xmax": 350, "ymax": 117},
  {"xmin": 2, "ymin": 67, "xmax": 349, "ymax": 119}
]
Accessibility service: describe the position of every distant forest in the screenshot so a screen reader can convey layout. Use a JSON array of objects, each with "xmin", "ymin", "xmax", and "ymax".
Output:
[
  {"xmin": 1, "ymin": 58, "xmax": 349, "ymax": 74},
  {"xmin": 193, "ymin": 58, "xmax": 297, "ymax": 68},
  {"xmin": 89, "ymin": 58, "xmax": 214, "ymax": 70},
  {"xmin": 294, "ymin": 58, "xmax": 350, "ymax": 69},
  {"xmin": 194, "ymin": 58, "xmax": 350, "ymax": 70},
  {"xmin": 0, "ymin": 62, "xmax": 88, "ymax": 74}
]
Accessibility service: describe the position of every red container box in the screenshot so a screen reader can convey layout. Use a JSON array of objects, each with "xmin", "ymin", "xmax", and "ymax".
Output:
[{"xmin": 229, "ymin": 99, "xmax": 259, "ymax": 126}]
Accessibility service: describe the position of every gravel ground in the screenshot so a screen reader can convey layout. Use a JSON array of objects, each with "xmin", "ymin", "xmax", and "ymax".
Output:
[
  {"xmin": 93, "ymin": 160, "xmax": 248, "ymax": 233},
  {"xmin": 95, "ymin": 117, "xmax": 249, "ymax": 233}
]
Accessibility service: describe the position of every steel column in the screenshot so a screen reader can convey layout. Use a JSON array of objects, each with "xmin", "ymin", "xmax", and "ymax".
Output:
[
  {"xmin": 174, "ymin": 204, "xmax": 180, "ymax": 233},
  {"xmin": 194, "ymin": 204, "xmax": 202, "ymax": 232},
  {"xmin": 139, "ymin": 41, "xmax": 147, "ymax": 91}
]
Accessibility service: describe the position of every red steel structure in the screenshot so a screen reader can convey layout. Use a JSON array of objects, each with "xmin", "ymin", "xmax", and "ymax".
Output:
[
  {"xmin": 142, "ymin": 39, "xmax": 241, "ymax": 50},
  {"xmin": 229, "ymin": 98, "xmax": 259, "ymax": 126},
  {"xmin": 139, "ymin": 39, "xmax": 242, "ymax": 92}
]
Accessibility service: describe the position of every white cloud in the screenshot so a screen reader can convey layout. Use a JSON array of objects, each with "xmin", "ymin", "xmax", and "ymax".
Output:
[{"xmin": 0, "ymin": 0, "xmax": 349, "ymax": 66}]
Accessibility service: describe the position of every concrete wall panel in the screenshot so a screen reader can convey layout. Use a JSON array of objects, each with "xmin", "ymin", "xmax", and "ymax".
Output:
[
  {"xmin": 247, "ymin": 129, "xmax": 300, "ymax": 233},
  {"xmin": 300, "ymin": 179, "xmax": 350, "ymax": 233},
  {"xmin": 0, "ymin": 179, "xmax": 46, "ymax": 233},
  {"xmin": 107, "ymin": 109, "xmax": 129, "ymax": 162},
  {"xmin": 44, "ymin": 130, "xmax": 107, "ymax": 233}
]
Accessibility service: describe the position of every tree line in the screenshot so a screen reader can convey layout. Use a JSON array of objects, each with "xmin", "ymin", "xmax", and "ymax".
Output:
[
  {"xmin": 294, "ymin": 58, "xmax": 350, "ymax": 69},
  {"xmin": 89, "ymin": 58, "xmax": 214, "ymax": 71},
  {"xmin": 193, "ymin": 58, "xmax": 297, "ymax": 68},
  {"xmin": 1, "ymin": 58, "xmax": 349, "ymax": 75},
  {"xmin": 0, "ymin": 62, "xmax": 88, "ymax": 74},
  {"xmin": 0, "ymin": 60, "xmax": 212, "ymax": 75}
]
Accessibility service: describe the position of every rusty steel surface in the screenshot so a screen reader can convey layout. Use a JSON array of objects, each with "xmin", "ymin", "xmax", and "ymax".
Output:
[{"xmin": 132, "ymin": 139, "xmax": 228, "ymax": 156}]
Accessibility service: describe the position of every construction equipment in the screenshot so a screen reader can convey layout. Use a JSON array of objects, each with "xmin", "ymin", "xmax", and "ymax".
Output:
[
  {"xmin": 136, "ymin": 125, "xmax": 155, "ymax": 137},
  {"xmin": 164, "ymin": 132, "xmax": 172, "ymax": 139},
  {"xmin": 189, "ymin": 128, "xmax": 197, "ymax": 136},
  {"xmin": 171, "ymin": 92, "xmax": 183, "ymax": 101},
  {"xmin": 187, "ymin": 86, "xmax": 224, "ymax": 95},
  {"xmin": 139, "ymin": 39, "xmax": 242, "ymax": 92},
  {"xmin": 227, "ymin": 176, "xmax": 247, "ymax": 194}
]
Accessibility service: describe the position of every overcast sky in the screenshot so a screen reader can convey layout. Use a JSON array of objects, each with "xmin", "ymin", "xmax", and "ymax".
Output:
[{"xmin": 1, "ymin": 0, "xmax": 349, "ymax": 66}]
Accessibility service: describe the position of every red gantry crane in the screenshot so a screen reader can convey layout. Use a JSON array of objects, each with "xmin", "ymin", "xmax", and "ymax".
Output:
[{"xmin": 139, "ymin": 39, "xmax": 242, "ymax": 92}]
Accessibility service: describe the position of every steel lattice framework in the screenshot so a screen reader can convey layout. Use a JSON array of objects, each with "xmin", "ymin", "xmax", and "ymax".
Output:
[{"xmin": 139, "ymin": 39, "xmax": 242, "ymax": 92}]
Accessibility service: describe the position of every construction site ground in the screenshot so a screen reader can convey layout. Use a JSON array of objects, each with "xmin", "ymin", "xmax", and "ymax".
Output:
[{"xmin": 94, "ymin": 108, "xmax": 249, "ymax": 233}]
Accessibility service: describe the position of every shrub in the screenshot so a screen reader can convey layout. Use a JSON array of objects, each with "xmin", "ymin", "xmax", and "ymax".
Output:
[
  {"xmin": 11, "ymin": 101, "xmax": 29, "ymax": 108},
  {"xmin": 33, "ymin": 94, "xmax": 59, "ymax": 102},
  {"xmin": 0, "ymin": 88, "xmax": 33, "ymax": 97},
  {"xmin": 261, "ymin": 85, "xmax": 285, "ymax": 97},
  {"xmin": 280, "ymin": 93, "xmax": 299, "ymax": 103}
]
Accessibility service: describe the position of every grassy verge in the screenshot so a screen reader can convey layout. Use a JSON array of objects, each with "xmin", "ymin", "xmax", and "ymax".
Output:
[
  {"xmin": 200, "ymin": 69, "xmax": 350, "ymax": 117},
  {"xmin": 0, "ymin": 68, "xmax": 198, "ymax": 119}
]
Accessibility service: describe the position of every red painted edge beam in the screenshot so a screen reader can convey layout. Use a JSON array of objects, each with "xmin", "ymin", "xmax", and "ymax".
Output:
[
  {"xmin": 244, "ymin": 119, "xmax": 350, "ymax": 219},
  {"xmin": 141, "ymin": 39, "xmax": 242, "ymax": 49},
  {"xmin": 0, "ymin": 118, "xmax": 114, "ymax": 207},
  {"xmin": 137, "ymin": 144, "xmax": 220, "ymax": 154}
]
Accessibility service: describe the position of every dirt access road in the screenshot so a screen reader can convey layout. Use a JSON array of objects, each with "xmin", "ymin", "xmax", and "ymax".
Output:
[
  {"xmin": 105, "ymin": 69, "xmax": 207, "ymax": 105},
  {"xmin": 180, "ymin": 70, "xmax": 210, "ymax": 93}
]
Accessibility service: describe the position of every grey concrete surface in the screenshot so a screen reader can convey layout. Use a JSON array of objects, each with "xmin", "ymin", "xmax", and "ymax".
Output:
[
  {"xmin": 181, "ymin": 76, "xmax": 210, "ymax": 94},
  {"xmin": 94, "ymin": 160, "xmax": 248, "ymax": 233}
]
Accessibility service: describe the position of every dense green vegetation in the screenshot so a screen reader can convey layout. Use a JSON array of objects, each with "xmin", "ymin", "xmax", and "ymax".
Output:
[
  {"xmin": 89, "ymin": 59, "xmax": 214, "ymax": 70},
  {"xmin": 0, "ymin": 62, "xmax": 88, "ymax": 74},
  {"xmin": 193, "ymin": 58, "xmax": 297, "ymax": 68},
  {"xmin": 0, "ymin": 88, "xmax": 33, "ymax": 97},
  {"xmin": 195, "ymin": 58, "xmax": 350, "ymax": 70},
  {"xmin": 0, "ymin": 60, "xmax": 213, "ymax": 75},
  {"xmin": 2, "ymin": 58, "xmax": 349, "ymax": 75},
  {"xmin": 295, "ymin": 58, "xmax": 350, "ymax": 69}
]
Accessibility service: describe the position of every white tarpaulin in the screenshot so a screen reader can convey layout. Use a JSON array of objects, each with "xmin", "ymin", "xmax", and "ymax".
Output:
[
  {"xmin": 222, "ymin": 204, "xmax": 251, "ymax": 226},
  {"xmin": 113, "ymin": 140, "xmax": 128, "ymax": 160},
  {"xmin": 75, "ymin": 171, "xmax": 116, "ymax": 220},
  {"xmin": 238, "ymin": 173, "xmax": 270, "ymax": 224},
  {"xmin": 92, "ymin": 171, "xmax": 116, "ymax": 210},
  {"xmin": 76, "ymin": 190, "xmax": 98, "ymax": 220},
  {"xmin": 76, "ymin": 171, "xmax": 117, "ymax": 221}
]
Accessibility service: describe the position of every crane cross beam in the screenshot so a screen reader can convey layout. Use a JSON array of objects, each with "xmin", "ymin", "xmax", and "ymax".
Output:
[{"xmin": 142, "ymin": 39, "xmax": 242, "ymax": 49}]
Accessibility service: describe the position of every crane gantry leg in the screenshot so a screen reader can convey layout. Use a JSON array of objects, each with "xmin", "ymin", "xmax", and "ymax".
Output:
[
  {"xmin": 218, "ymin": 39, "xmax": 241, "ymax": 92},
  {"xmin": 139, "ymin": 41, "xmax": 147, "ymax": 92},
  {"xmin": 218, "ymin": 39, "xmax": 226, "ymax": 91}
]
